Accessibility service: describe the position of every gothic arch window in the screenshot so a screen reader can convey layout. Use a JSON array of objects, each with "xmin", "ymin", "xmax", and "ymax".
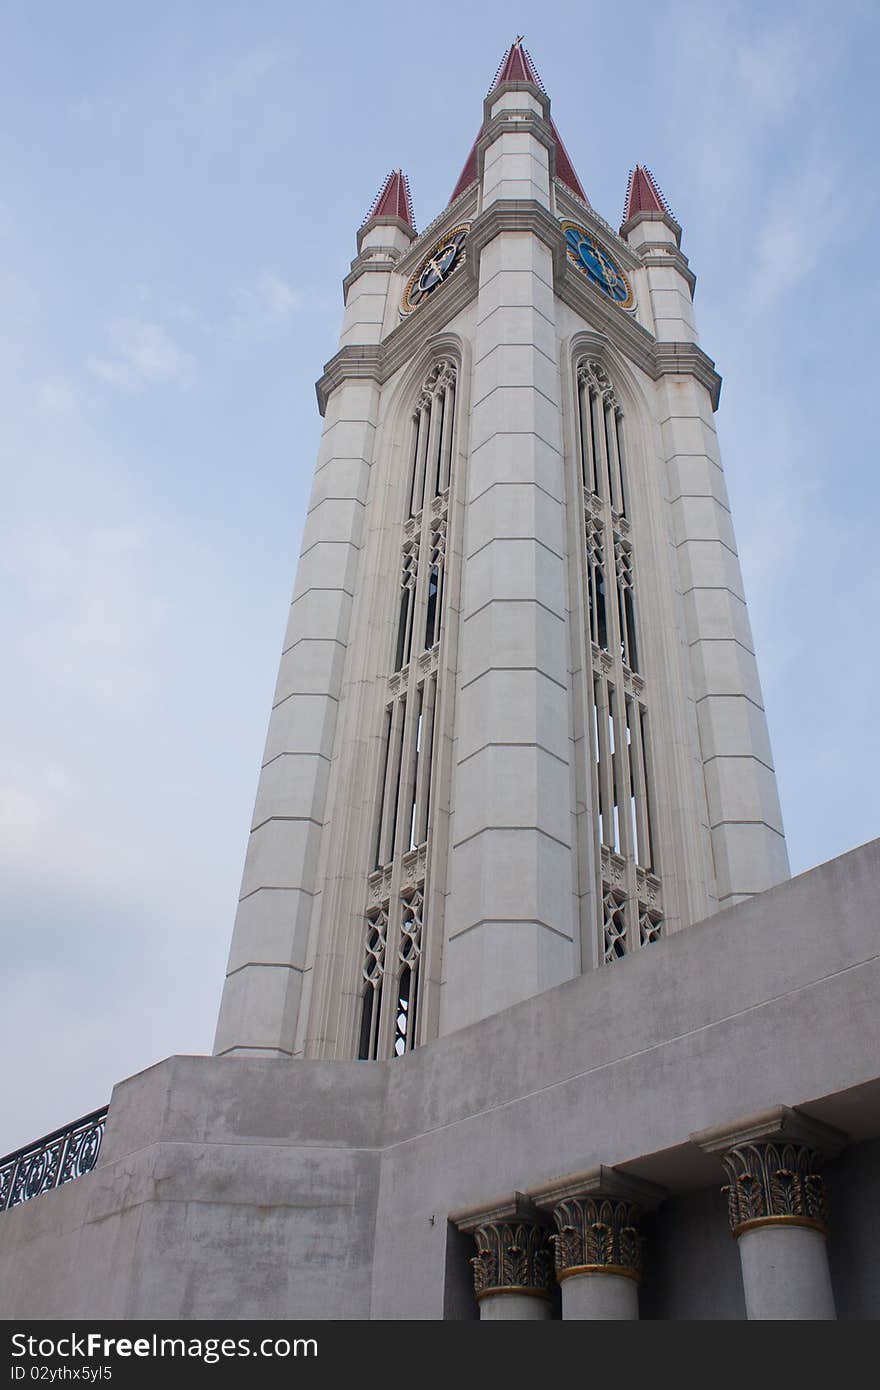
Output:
[
  {"xmin": 358, "ymin": 357, "xmax": 459, "ymax": 1060},
  {"xmin": 576, "ymin": 357, "xmax": 663, "ymax": 962}
]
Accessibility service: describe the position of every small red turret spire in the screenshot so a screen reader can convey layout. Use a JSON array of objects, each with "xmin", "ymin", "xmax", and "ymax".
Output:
[
  {"xmin": 449, "ymin": 39, "xmax": 587, "ymax": 205},
  {"xmin": 362, "ymin": 169, "xmax": 416, "ymax": 232},
  {"xmin": 621, "ymin": 166, "xmax": 674, "ymax": 226}
]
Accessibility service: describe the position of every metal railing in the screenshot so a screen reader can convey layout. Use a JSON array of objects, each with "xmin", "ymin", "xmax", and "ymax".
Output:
[{"xmin": 0, "ymin": 1106, "xmax": 108, "ymax": 1212}]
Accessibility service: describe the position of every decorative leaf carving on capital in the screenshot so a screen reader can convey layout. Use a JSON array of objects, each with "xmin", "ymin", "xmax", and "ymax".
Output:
[
  {"xmin": 550, "ymin": 1195, "xmax": 644, "ymax": 1281},
  {"xmin": 470, "ymin": 1220, "xmax": 554, "ymax": 1300},
  {"xmin": 720, "ymin": 1140, "xmax": 829, "ymax": 1237}
]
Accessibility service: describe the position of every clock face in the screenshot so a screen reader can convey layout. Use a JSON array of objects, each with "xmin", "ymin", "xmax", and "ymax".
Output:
[
  {"xmin": 401, "ymin": 224, "xmax": 470, "ymax": 315},
  {"xmin": 561, "ymin": 221, "xmax": 634, "ymax": 309}
]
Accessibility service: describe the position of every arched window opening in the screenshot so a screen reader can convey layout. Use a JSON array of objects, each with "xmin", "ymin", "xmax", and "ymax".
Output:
[{"xmin": 362, "ymin": 358, "xmax": 458, "ymax": 1060}]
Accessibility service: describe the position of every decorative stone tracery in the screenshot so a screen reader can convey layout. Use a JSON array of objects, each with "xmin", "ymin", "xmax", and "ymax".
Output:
[
  {"xmin": 357, "ymin": 358, "xmax": 459, "ymax": 1060},
  {"xmin": 576, "ymin": 357, "xmax": 663, "ymax": 964}
]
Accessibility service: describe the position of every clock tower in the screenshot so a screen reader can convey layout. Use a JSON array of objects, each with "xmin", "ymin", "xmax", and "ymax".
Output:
[{"xmin": 214, "ymin": 39, "xmax": 789, "ymax": 1063}]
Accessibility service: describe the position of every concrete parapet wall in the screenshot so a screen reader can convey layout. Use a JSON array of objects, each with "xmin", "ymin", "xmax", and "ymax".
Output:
[{"xmin": 1, "ymin": 839, "xmax": 878, "ymax": 1319}]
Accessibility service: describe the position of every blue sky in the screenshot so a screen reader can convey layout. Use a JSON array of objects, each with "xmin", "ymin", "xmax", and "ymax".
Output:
[{"xmin": 1, "ymin": 0, "xmax": 878, "ymax": 1154}]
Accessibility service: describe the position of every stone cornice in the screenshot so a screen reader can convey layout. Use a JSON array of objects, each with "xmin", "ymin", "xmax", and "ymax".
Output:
[
  {"xmin": 466, "ymin": 198, "xmax": 568, "ymax": 281},
  {"xmin": 342, "ymin": 251, "xmax": 399, "ymax": 301},
  {"xmin": 315, "ymin": 267, "xmax": 475, "ymax": 415},
  {"xmin": 621, "ymin": 208, "xmax": 682, "ymax": 248},
  {"xmin": 483, "ymin": 78, "xmax": 551, "ymax": 126},
  {"xmin": 691, "ymin": 1106, "xmax": 846, "ymax": 1159},
  {"xmin": 559, "ymin": 256, "xmax": 722, "ymax": 407},
  {"xmin": 654, "ymin": 342, "xmax": 722, "ymax": 409},
  {"xmin": 639, "ymin": 248, "xmax": 697, "ymax": 298},
  {"xmin": 317, "ymin": 199, "xmax": 723, "ymax": 413},
  {"xmin": 528, "ymin": 1164, "xmax": 666, "ymax": 1211},
  {"xmin": 449, "ymin": 1190, "xmax": 548, "ymax": 1234},
  {"xmin": 315, "ymin": 345, "xmax": 383, "ymax": 413},
  {"xmin": 356, "ymin": 214, "xmax": 416, "ymax": 255},
  {"xmin": 475, "ymin": 109, "xmax": 557, "ymax": 186}
]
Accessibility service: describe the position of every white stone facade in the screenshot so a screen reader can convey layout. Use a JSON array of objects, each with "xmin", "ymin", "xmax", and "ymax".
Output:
[
  {"xmin": 214, "ymin": 72, "xmax": 788, "ymax": 1062},
  {"xmin": 5, "ymin": 54, "xmax": 878, "ymax": 1328}
]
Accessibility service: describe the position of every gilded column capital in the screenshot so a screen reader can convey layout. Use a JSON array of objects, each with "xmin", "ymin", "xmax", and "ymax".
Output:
[
  {"xmin": 691, "ymin": 1106, "xmax": 846, "ymax": 1239},
  {"xmin": 529, "ymin": 1165, "xmax": 665, "ymax": 1284},
  {"xmin": 450, "ymin": 1193, "xmax": 555, "ymax": 1303}
]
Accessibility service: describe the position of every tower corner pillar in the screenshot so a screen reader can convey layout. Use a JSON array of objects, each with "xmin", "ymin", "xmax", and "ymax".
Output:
[{"xmin": 439, "ymin": 195, "xmax": 579, "ymax": 1034}]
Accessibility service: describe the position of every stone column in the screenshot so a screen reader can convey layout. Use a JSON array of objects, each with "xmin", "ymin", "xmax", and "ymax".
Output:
[
  {"xmin": 531, "ymin": 1166, "xmax": 664, "ymax": 1320},
  {"xmin": 451, "ymin": 1194, "xmax": 555, "ymax": 1319},
  {"xmin": 693, "ymin": 1107, "xmax": 845, "ymax": 1320}
]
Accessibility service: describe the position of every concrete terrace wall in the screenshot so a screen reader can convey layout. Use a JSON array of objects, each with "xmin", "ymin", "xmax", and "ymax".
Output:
[{"xmin": 1, "ymin": 838, "xmax": 878, "ymax": 1319}]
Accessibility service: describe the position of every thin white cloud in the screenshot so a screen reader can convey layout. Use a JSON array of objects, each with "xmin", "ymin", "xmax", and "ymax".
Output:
[
  {"xmin": 749, "ymin": 162, "xmax": 839, "ymax": 304},
  {"xmin": 664, "ymin": 4, "xmax": 837, "ymax": 231},
  {"xmin": 202, "ymin": 47, "xmax": 281, "ymax": 110},
  {"xmin": 37, "ymin": 380, "xmax": 77, "ymax": 412},
  {"xmin": 3, "ymin": 521, "xmax": 167, "ymax": 707},
  {"xmin": 88, "ymin": 317, "xmax": 194, "ymax": 389},
  {"xmin": 226, "ymin": 271, "xmax": 300, "ymax": 343},
  {"xmin": 0, "ymin": 755, "xmax": 152, "ymax": 897}
]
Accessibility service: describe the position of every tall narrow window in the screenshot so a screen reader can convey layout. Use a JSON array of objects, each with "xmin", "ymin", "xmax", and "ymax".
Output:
[
  {"xmin": 577, "ymin": 361, "xmax": 628, "ymax": 517},
  {"xmin": 616, "ymin": 539, "xmax": 638, "ymax": 672},
  {"xmin": 586, "ymin": 514, "xmax": 608, "ymax": 651},
  {"xmin": 578, "ymin": 358, "xmax": 661, "ymax": 964},
  {"xmin": 360, "ymin": 360, "xmax": 458, "ymax": 1059}
]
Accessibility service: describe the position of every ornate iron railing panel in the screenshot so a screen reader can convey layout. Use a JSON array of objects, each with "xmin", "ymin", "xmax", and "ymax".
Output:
[{"xmin": 0, "ymin": 1106, "xmax": 108, "ymax": 1212}]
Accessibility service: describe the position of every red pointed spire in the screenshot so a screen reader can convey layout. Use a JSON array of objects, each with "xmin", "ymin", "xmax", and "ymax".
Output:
[
  {"xmin": 622, "ymin": 166, "xmax": 673, "ymax": 225},
  {"xmin": 489, "ymin": 36, "xmax": 545, "ymax": 92},
  {"xmin": 363, "ymin": 169, "xmax": 416, "ymax": 231},
  {"xmin": 449, "ymin": 40, "xmax": 586, "ymax": 205}
]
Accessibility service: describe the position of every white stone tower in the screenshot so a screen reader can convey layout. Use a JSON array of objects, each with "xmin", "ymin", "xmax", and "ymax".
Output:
[{"xmin": 214, "ymin": 39, "xmax": 788, "ymax": 1065}]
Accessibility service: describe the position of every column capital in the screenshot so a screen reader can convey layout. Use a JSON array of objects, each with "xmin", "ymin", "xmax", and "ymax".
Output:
[
  {"xmin": 691, "ymin": 1107, "xmax": 847, "ymax": 1238},
  {"xmin": 528, "ymin": 1166, "xmax": 665, "ymax": 1284},
  {"xmin": 450, "ymin": 1193, "xmax": 555, "ymax": 1304}
]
